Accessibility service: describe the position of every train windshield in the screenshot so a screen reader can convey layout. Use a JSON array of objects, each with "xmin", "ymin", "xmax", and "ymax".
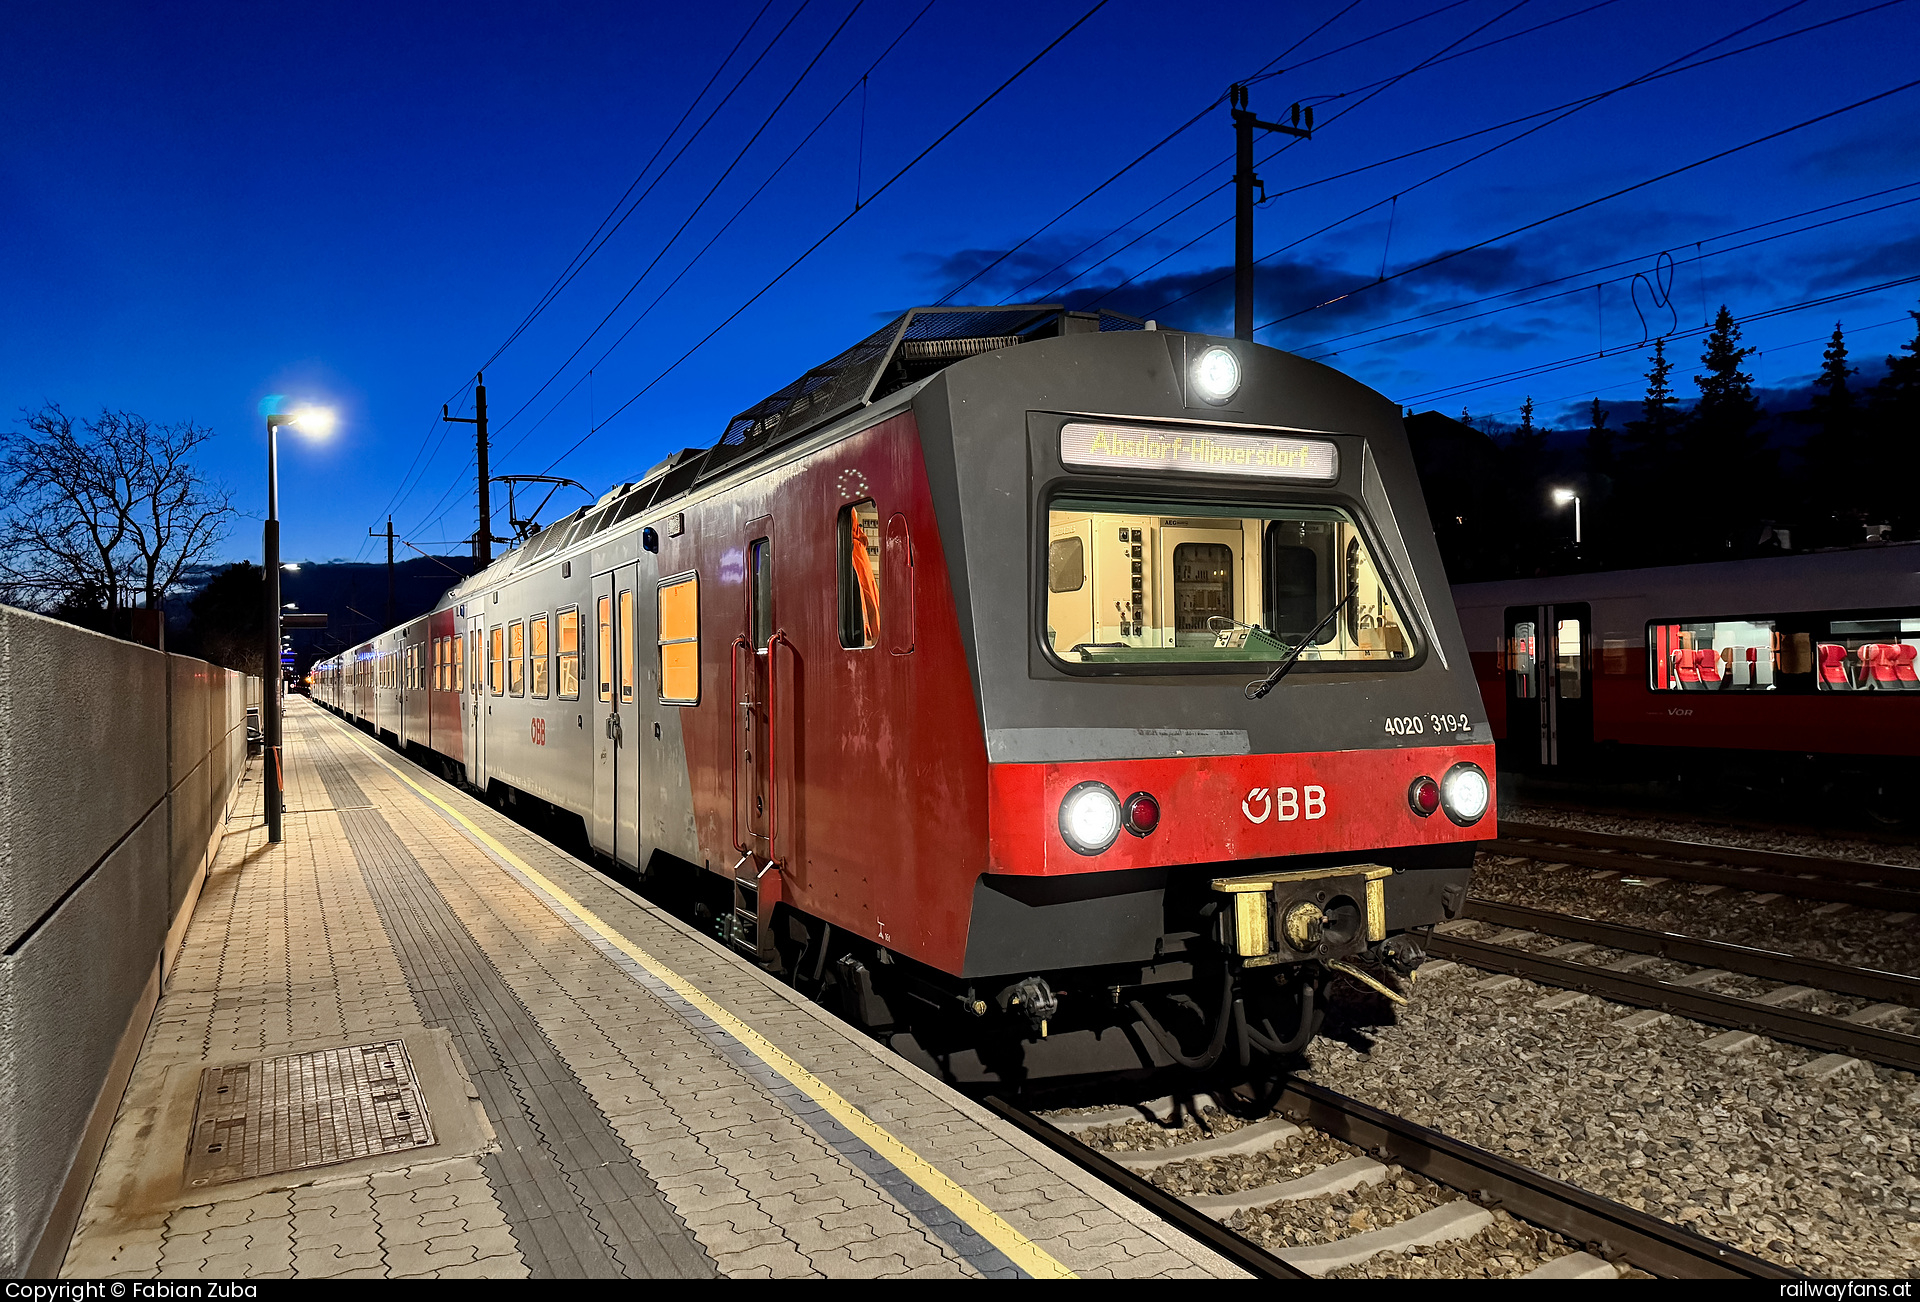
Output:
[{"xmin": 1045, "ymin": 498, "xmax": 1414, "ymax": 666}]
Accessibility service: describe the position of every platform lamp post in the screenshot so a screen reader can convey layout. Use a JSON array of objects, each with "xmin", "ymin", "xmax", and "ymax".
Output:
[
  {"xmin": 263, "ymin": 406, "xmax": 333, "ymax": 843},
  {"xmin": 1551, "ymin": 487, "xmax": 1583, "ymax": 546}
]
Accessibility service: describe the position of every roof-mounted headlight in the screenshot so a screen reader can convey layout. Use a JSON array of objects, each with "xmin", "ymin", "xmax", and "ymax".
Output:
[{"xmin": 1192, "ymin": 345, "xmax": 1241, "ymax": 405}]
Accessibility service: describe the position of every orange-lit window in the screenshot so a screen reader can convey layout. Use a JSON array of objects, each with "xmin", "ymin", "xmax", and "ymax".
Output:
[
  {"xmin": 619, "ymin": 590, "xmax": 635, "ymax": 704},
  {"xmin": 456, "ymin": 632, "xmax": 466, "ymax": 693},
  {"xmin": 489, "ymin": 626, "xmax": 504, "ymax": 696},
  {"xmin": 597, "ymin": 595, "xmax": 613, "ymax": 703},
  {"xmin": 839, "ymin": 500, "xmax": 881, "ymax": 649},
  {"xmin": 508, "ymin": 621, "xmax": 525, "ymax": 696},
  {"xmin": 556, "ymin": 607, "xmax": 580, "ymax": 700},
  {"xmin": 658, "ymin": 573, "xmax": 699, "ymax": 705},
  {"xmin": 530, "ymin": 615, "xmax": 550, "ymax": 699}
]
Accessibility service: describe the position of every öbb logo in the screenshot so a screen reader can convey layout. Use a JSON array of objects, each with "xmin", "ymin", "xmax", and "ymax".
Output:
[
  {"xmin": 1241, "ymin": 786, "xmax": 1327, "ymax": 824},
  {"xmin": 531, "ymin": 718, "xmax": 547, "ymax": 746}
]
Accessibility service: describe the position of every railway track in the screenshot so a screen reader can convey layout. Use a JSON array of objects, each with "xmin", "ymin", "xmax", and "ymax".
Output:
[
  {"xmin": 1427, "ymin": 898, "xmax": 1920, "ymax": 1073},
  {"xmin": 1490, "ymin": 821, "xmax": 1920, "ymax": 912},
  {"xmin": 990, "ymin": 1084, "xmax": 1788, "ymax": 1279}
]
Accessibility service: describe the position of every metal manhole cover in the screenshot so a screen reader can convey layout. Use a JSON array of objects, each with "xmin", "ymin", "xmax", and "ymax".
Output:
[{"xmin": 184, "ymin": 1040, "xmax": 435, "ymax": 1187}]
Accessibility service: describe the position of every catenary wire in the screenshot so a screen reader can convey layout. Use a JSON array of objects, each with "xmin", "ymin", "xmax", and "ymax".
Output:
[
  {"xmin": 1396, "ymin": 273, "xmax": 1920, "ymax": 406},
  {"xmin": 487, "ymin": 0, "xmax": 871, "ymax": 444},
  {"xmin": 476, "ymin": 0, "xmax": 780, "ymax": 372},
  {"xmin": 1300, "ymin": 189, "xmax": 1920, "ymax": 360},
  {"xmin": 1253, "ymin": 76, "xmax": 1920, "ymax": 335},
  {"xmin": 491, "ymin": 0, "xmax": 940, "ymax": 467},
  {"xmin": 535, "ymin": 0, "xmax": 1115, "ymax": 476},
  {"xmin": 1126, "ymin": 0, "xmax": 1855, "ymax": 321}
]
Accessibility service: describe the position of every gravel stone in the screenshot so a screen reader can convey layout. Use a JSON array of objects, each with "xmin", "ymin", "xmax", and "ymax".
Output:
[
  {"xmin": 1301, "ymin": 959, "xmax": 1920, "ymax": 1276},
  {"xmin": 1151, "ymin": 1130, "xmax": 1365, "ymax": 1197},
  {"xmin": 1471, "ymin": 852, "xmax": 1920, "ymax": 980},
  {"xmin": 1230, "ymin": 1165, "xmax": 1457, "ymax": 1250}
]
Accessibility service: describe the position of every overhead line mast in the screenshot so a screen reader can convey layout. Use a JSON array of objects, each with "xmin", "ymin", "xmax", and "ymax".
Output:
[
  {"xmin": 443, "ymin": 373, "xmax": 496, "ymax": 567},
  {"xmin": 1230, "ymin": 85, "xmax": 1311, "ymax": 340}
]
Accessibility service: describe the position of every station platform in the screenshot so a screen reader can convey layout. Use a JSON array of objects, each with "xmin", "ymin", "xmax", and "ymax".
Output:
[{"xmin": 59, "ymin": 697, "xmax": 1239, "ymax": 1280}]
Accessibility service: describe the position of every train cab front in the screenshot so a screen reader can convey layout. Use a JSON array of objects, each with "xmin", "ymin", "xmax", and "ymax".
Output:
[{"xmin": 900, "ymin": 330, "xmax": 1495, "ymax": 1084}]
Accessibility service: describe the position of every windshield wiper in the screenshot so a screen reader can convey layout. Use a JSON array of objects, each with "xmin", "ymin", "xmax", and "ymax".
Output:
[{"xmin": 1243, "ymin": 591, "xmax": 1357, "ymax": 701}]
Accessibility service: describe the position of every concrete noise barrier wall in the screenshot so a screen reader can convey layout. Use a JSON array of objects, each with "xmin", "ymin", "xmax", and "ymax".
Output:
[{"xmin": 0, "ymin": 605, "xmax": 253, "ymax": 1277}]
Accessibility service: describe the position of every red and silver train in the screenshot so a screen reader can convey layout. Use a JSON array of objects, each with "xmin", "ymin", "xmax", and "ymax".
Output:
[
  {"xmin": 316, "ymin": 305, "xmax": 1494, "ymax": 1081},
  {"xmin": 1455, "ymin": 544, "xmax": 1920, "ymax": 821}
]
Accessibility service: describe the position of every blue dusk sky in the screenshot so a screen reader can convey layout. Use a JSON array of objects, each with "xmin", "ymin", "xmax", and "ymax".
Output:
[{"xmin": 4, "ymin": 0, "xmax": 1917, "ymax": 567}]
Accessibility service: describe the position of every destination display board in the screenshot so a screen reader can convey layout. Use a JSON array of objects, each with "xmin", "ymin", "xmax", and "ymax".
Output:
[{"xmin": 1060, "ymin": 421, "xmax": 1339, "ymax": 482}]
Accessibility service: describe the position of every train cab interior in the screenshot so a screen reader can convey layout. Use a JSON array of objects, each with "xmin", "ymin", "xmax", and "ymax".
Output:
[{"xmin": 1043, "ymin": 501, "xmax": 1412, "ymax": 666}]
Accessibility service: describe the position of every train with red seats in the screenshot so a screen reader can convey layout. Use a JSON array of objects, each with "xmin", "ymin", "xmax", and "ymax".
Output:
[
  {"xmin": 314, "ymin": 305, "xmax": 1494, "ymax": 1081},
  {"xmin": 1454, "ymin": 546, "xmax": 1920, "ymax": 822}
]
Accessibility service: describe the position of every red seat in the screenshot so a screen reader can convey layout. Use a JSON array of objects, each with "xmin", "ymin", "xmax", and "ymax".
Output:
[
  {"xmin": 1693, "ymin": 648, "xmax": 1723, "ymax": 689},
  {"xmin": 1894, "ymin": 644, "xmax": 1919, "ymax": 689},
  {"xmin": 1671, "ymin": 649, "xmax": 1701, "ymax": 689},
  {"xmin": 1816, "ymin": 643, "xmax": 1852, "ymax": 690},
  {"xmin": 1861, "ymin": 644, "xmax": 1902, "ymax": 690}
]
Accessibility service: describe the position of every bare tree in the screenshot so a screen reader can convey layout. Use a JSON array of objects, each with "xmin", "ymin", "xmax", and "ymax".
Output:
[{"xmin": 0, "ymin": 405, "xmax": 234, "ymax": 629}]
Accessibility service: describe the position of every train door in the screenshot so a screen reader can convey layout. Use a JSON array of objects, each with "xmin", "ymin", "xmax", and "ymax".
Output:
[
  {"xmin": 734, "ymin": 523, "xmax": 776, "ymax": 867},
  {"xmin": 1505, "ymin": 603, "xmax": 1591, "ymax": 767},
  {"xmin": 590, "ymin": 564, "xmax": 642, "ymax": 864},
  {"xmin": 465, "ymin": 610, "xmax": 487, "ymax": 787}
]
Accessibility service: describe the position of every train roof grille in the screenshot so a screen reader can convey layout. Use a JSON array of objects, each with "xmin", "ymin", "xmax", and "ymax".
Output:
[{"xmin": 695, "ymin": 304, "xmax": 1143, "ymax": 482}]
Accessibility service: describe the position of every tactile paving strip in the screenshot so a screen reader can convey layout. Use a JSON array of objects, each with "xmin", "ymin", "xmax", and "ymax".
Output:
[{"xmin": 184, "ymin": 1040, "xmax": 434, "ymax": 1187}]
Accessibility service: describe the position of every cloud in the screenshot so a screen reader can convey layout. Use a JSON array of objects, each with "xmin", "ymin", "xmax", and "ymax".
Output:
[
  {"xmin": 1792, "ymin": 131, "xmax": 1920, "ymax": 180},
  {"xmin": 1804, "ymin": 232, "xmax": 1920, "ymax": 291}
]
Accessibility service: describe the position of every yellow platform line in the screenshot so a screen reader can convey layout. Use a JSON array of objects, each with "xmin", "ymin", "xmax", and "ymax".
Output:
[{"xmin": 328, "ymin": 723, "xmax": 1075, "ymax": 1280}]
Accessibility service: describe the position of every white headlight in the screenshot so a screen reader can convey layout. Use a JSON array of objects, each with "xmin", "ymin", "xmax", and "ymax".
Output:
[
  {"xmin": 1059, "ymin": 781, "xmax": 1122, "ymax": 855},
  {"xmin": 1442, "ymin": 763, "xmax": 1490, "ymax": 824},
  {"xmin": 1192, "ymin": 346, "xmax": 1241, "ymax": 404}
]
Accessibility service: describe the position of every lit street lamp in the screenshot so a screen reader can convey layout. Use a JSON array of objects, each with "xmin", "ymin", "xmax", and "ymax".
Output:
[
  {"xmin": 263, "ymin": 406, "xmax": 332, "ymax": 843},
  {"xmin": 1551, "ymin": 487, "xmax": 1582, "ymax": 546}
]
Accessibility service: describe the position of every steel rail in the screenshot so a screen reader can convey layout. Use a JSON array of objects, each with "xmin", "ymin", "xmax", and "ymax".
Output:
[
  {"xmin": 1462, "ymin": 897, "xmax": 1920, "ymax": 1005},
  {"xmin": 1500, "ymin": 821, "xmax": 1920, "ymax": 883},
  {"xmin": 995, "ymin": 1086, "xmax": 1784, "ymax": 1280},
  {"xmin": 1427, "ymin": 933, "xmax": 1920, "ymax": 1073},
  {"xmin": 980, "ymin": 1095, "xmax": 1309, "ymax": 1280},
  {"xmin": 1488, "ymin": 825, "xmax": 1920, "ymax": 912},
  {"xmin": 1270, "ymin": 1080, "xmax": 1789, "ymax": 1279}
]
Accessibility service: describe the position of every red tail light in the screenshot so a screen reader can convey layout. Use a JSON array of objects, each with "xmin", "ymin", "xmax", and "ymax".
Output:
[
  {"xmin": 1123, "ymin": 792, "xmax": 1161, "ymax": 837},
  {"xmin": 1408, "ymin": 775, "xmax": 1440, "ymax": 817}
]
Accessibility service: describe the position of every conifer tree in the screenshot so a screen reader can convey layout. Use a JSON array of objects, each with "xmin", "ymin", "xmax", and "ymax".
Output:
[
  {"xmin": 1688, "ymin": 307, "xmax": 1774, "ymax": 556},
  {"xmin": 1617, "ymin": 338, "xmax": 1678, "ymax": 565},
  {"xmin": 1813, "ymin": 323, "xmax": 1855, "ymax": 418},
  {"xmin": 1795, "ymin": 323, "xmax": 1859, "ymax": 542}
]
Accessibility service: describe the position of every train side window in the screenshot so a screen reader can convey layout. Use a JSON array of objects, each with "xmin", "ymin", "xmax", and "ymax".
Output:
[
  {"xmin": 1555, "ymin": 619, "xmax": 1583, "ymax": 700},
  {"xmin": 508, "ymin": 621, "xmax": 525, "ymax": 696},
  {"xmin": 597, "ymin": 595, "xmax": 613, "ymax": 702},
  {"xmin": 1648, "ymin": 619, "xmax": 1777, "ymax": 691},
  {"xmin": 431, "ymin": 638, "xmax": 441, "ymax": 691},
  {"xmin": 659, "ymin": 573, "xmax": 699, "ymax": 705},
  {"xmin": 488, "ymin": 626, "xmax": 504, "ymax": 696},
  {"xmin": 619, "ymin": 589, "xmax": 635, "ymax": 703},
  {"xmin": 456, "ymin": 632, "xmax": 466, "ymax": 693},
  {"xmin": 838, "ymin": 501, "xmax": 881, "ymax": 649},
  {"xmin": 530, "ymin": 615, "xmax": 550, "ymax": 699},
  {"xmin": 750, "ymin": 538, "xmax": 773, "ymax": 650},
  {"xmin": 557, "ymin": 607, "xmax": 580, "ymax": 699}
]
